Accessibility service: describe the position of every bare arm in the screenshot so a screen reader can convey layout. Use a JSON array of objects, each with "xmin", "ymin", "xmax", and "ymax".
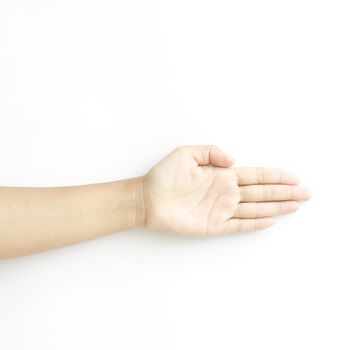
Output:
[
  {"xmin": 0, "ymin": 145, "xmax": 311, "ymax": 259},
  {"xmin": 0, "ymin": 178, "xmax": 145, "ymax": 259}
]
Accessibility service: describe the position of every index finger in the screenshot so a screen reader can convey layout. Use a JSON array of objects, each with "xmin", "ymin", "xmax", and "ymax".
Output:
[{"xmin": 234, "ymin": 167, "xmax": 300, "ymax": 185}]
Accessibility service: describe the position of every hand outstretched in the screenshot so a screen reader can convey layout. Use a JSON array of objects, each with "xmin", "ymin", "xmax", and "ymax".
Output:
[{"xmin": 142, "ymin": 145, "xmax": 311, "ymax": 236}]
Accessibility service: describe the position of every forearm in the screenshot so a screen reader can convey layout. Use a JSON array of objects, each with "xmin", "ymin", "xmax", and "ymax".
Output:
[{"xmin": 0, "ymin": 177, "xmax": 145, "ymax": 259}]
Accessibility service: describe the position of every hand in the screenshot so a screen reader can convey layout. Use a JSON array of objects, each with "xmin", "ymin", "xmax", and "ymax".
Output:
[{"xmin": 142, "ymin": 145, "xmax": 311, "ymax": 236}]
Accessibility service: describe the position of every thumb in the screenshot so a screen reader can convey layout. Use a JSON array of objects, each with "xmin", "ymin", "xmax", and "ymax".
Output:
[{"xmin": 185, "ymin": 145, "xmax": 235, "ymax": 168}]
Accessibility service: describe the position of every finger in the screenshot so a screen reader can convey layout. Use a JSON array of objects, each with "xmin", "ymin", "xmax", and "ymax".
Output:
[
  {"xmin": 223, "ymin": 217, "xmax": 274, "ymax": 233},
  {"xmin": 233, "ymin": 201, "xmax": 299, "ymax": 218},
  {"xmin": 177, "ymin": 145, "xmax": 235, "ymax": 167},
  {"xmin": 240, "ymin": 185, "xmax": 312, "ymax": 202},
  {"xmin": 235, "ymin": 167, "xmax": 300, "ymax": 185}
]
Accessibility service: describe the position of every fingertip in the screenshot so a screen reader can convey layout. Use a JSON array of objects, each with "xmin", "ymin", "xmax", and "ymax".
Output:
[
  {"xmin": 283, "ymin": 200, "xmax": 299, "ymax": 213},
  {"xmin": 210, "ymin": 146, "xmax": 235, "ymax": 168},
  {"xmin": 303, "ymin": 188, "xmax": 312, "ymax": 200},
  {"xmin": 289, "ymin": 201, "xmax": 300, "ymax": 212},
  {"xmin": 226, "ymin": 155, "xmax": 235, "ymax": 166},
  {"xmin": 297, "ymin": 187, "xmax": 312, "ymax": 200},
  {"xmin": 265, "ymin": 217, "xmax": 275, "ymax": 226},
  {"xmin": 282, "ymin": 171, "xmax": 300, "ymax": 185},
  {"xmin": 291, "ymin": 173, "xmax": 301, "ymax": 185},
  {"xmin": 258, "ymin": 217, "xmax": 275, "ymax": 229}
]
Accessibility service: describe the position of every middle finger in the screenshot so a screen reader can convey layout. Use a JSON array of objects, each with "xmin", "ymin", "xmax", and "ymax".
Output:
[{"xmin": 239, "ymin": 185, "xmax": 311, "ymax": 202}]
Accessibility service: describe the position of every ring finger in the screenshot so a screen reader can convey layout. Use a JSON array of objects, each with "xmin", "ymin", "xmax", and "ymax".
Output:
[{"xmin": 234, "ymin": 201, "xmax": 299, "ymax": 218}]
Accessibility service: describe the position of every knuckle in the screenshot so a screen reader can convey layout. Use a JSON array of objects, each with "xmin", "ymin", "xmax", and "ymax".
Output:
[
  {"xmin": 286, "ymin": 186, "xmax": 293, "ymax": 199},
  {"xmin": 276, "ymin": 202, "xmax": 282, "ymax": 215},
  {"xmin": 256, "ymin": 203, "xmax": 262, "ymax": 217},
  {"xmin": 256, "ymin": 167, "xmax": 265, "ymax": 183},
  {"xmin": 289, "ymin": 186, "xmax": 295, "ymax": 199},
  {"xmin": 235, "ymin": 205, "xmax": 241, "ymax": 217},
  {"xmin": 238, "ymin": 186, "xmax": 243, "ymax": 202},
  {"xmin": 263, "ymin": 185, "xmax": 273, "ymax": 201}
]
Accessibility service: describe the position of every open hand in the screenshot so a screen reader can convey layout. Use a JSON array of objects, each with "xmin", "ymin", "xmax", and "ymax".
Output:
[{"xmin": 142, "ymin": 145, "xmax": 311, "ymax": 236}]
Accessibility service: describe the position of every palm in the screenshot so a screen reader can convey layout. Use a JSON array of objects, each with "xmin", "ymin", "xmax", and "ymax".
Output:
[
  {"xmin": 142, "ymin": 146, "xmax": 310, "ymax": 236},
  {"xmin": 145, "ymin": 159, "xmax": 239, "ymax": 236}
]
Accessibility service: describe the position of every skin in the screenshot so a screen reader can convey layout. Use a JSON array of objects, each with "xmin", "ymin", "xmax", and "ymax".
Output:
[{"xmin": 0, "ymin": 145, "xmax": 311, "ymax": 259}]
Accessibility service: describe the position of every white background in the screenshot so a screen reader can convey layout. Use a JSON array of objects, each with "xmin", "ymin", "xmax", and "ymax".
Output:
[{"xmin": 0, "ymin": 1, "xmax": 349, "ymax": 349}]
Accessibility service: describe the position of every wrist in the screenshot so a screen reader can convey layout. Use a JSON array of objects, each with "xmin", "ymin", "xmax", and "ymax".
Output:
[{"xmin": 131, "ymin": 176, "xmax": 146, "ymax": 230}]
